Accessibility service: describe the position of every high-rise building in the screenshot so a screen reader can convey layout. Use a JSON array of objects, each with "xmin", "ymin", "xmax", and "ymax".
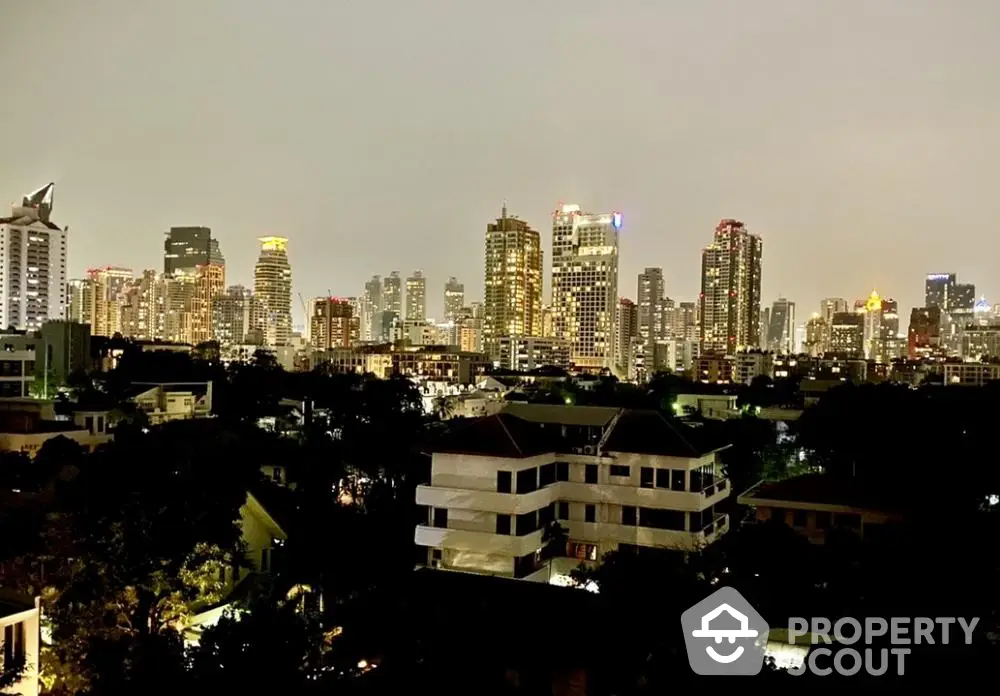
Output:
[
  {"xmin": 871, "ymin": 296, "xmax": 904, "ymax": 363},
  {"xmin": 310, "ymin": 297, "xmax": 353, "ymax": 350},
  {"xmin": 675, "ymin": 301, "xmax": 698, "ymax": 342},
  {"xmin": 908, "ymin": 307, "xmax": 943, "ymax": 359},
  {"xmin": 0, "ymin": 183, "xmax": 68, "ymax": 330},
  {"xmin": 925, "ymin": 273, "xmax": 956, "ymax": 310},
  {"xmin": 759, "ymin": 307, "xmax": 770, "ymax": 350},
  {"xmin": 829, "ymin": 312, "xmax": 864, "ymax": 357},
  {"xmin": 699, "ymin": 219, "xmax": 762, "ymax": 356},
  {"xmin": 819, "ymin": 298, "xmax": 848, "ymax": 326},
  {"xmin": 164, "ymin": 226, "xmax": 224, "ymax": 277},
  {"xmin": 766, "ymin": 298, "xmax": 795, "ymax": 354},
  {"xmin": 383, "ymin": 272, "xmax": 402, "ymax": 316},
  {"xmin": 363, "ymin": 275, "xmax": 383, "ymax": 341},
  {"xmin": 444, "ymin": 277, "xmax": 464, "ymax": 323},
  {"xmin": 637, "ymin": 268, "xmax": 665, "ymax": 361},
  {"xmin": 804, "ymin": 314, "xmax": 827, "ymax": 357},
  {"xmin": 213, "ymin": 285, "xmax": 260, "ymax": 346},
  {"xmin": 616, "ymin": 297, "xmax": 638, "ymax": 379},
  {"xmin": 190, "ymin": 264, "xmax": 225, "ymax": 345},
  {"xmin": 551, "ymin": 204, "xmax": 621, "ymax": 371},
  {"xmin": 119, "ymin": 270, "xmax": 164, "ymax": 340},
  {"xmin": 483, "ymin": 205, "xmax": 543, "ymax": 355},
  {"xmin": 163, "ymin": 272, "xmax": 196, "ymax": 344},
  {"xmin": 83, "ymin": 266, "xmax": 134, "ymax": 337},
  {"xmin": 254, "ymin": 236, "xmax": 293, "ymax": 347},
  {"xmin": 953, "ymin": 283, "xmax": 976, "ymax": 311},
  {"xmin": 405, "ymin": 271, "xmax": 427, "ymax": 322},
  {"xmin": 925, "ymin": 274, "xmax": 976, "ymax": 357},
  {"xmin": 66, "ymin": 278, "xmax": 91, "ymax": 325}
]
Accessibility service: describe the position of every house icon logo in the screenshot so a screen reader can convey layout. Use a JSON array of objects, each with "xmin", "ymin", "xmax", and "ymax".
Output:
[{"xmin": 681, "ymin": 586, "xmax": 770, "ymax": 675}]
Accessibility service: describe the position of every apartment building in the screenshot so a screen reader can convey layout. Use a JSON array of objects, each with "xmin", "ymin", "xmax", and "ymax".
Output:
[
  {"xmin": 414, "ymin": 406, "xmax": 730, "ymax": 583},
  {"xmin": 942, "ymin": 362, "xmax": 1000, "ymax": 386}
]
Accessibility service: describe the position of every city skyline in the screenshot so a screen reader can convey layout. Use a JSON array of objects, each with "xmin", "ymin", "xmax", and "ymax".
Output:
[{"xmin": 4, "ymin": 1, "xmax": 1000, "ymax": 325}]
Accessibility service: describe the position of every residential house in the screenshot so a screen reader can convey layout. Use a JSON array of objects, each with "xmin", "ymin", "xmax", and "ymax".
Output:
[
  {"xmin": 0, "ymin": 399, "xmax": 112, "ymax": 456},
  {"xmin": 127, "ymin": 381, "xmax": 212, "ymax": 424},
  {"xmin": 415, "ymin": 407, "xmax": 731, "ymax": 584},
  {"xmin": 738, "ymin": 473, "xmax": 907, "ymax": 544}
]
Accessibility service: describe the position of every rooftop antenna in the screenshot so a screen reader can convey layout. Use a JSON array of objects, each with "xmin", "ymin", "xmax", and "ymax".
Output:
[{"xmin": 501, "ymin": 199, "xmax": 507, "ymax": 219}]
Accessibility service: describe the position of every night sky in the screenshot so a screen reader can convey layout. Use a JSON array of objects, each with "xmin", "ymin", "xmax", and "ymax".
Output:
[{"xmin": 3, "ymin": 0, "xmax": 998, "ymax": 325}]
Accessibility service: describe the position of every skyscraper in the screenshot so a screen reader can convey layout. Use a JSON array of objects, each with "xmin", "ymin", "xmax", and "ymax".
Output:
[
  {"xmin": 162, "ymin": 273, "xmax": 196, "ymax": 344},
  {"xmin": 766, "ymin": 298, "xmax": 795, "ymax": 354},
  {"xmin": 820, "ymin": 298, "xmax": 848, "ymax": 325},
  {"xmin": 551, "ymin": 204, "xmax": 621, "ymax": 370},
  {"xmin": 120, "ymin": 270, "xmax": 164, "ymax": 340},
  {"xmin": 310, "ymin": 297, "xmax": 353, "ymax": 350},
  {"xmin": 483, "ymin": 205, "xmax": 543, "ymax": 355},
  {"xmin": 406, "ymin": 270, "xmax": 427, "ymax": 322},
  {"xmin": 804, "ymin": 313, "xmax": 826, "ymax": 356},
  {"xmin": 212, "ymin": 285, "xmax": 261, "ymax": 346},
  {"xmin": 637, "ymin": 268, "xmax": 665, "ymax": 360},
  {"xmin": 444, "ymin": 277, "xmax": 465, "ymax": 323},
  {"xmin": 908, "ymin": 306, "xmax": 943, "ymax": 359},
  {"xmin": 676, "ymin": 301, "xmax": 698, "ymax": 342},
  {"xmin": 0, "ymin": 183, "xmax": 68, "ymax": 330},
  {"xmin": 616, "ymin": 297, "xmax": 638, "ymax": 378},
  {"xmin": 190, "ymin": 264, "xmax": 225, "ymax": 345},
  {"xmin": 363, "ymin": 275, "xmax": 383, "ymax": 341},
  {"xmin": 925, "ymin": 273, "xmax": 957, "ymax": 310},
  {"xmin": 84, "ymin": 266, "xmax": 134, "ymax": 337},
  {"xmin": 829, "ymin": 312, "xmax": 864, "ymax": 357},
  {"xmin": 164, "ymin": 226, "xmax": 224, "ymax": 276},
  {"xmin": 254, "ymin": 236, "xmax": 293, "ymax": 347},
  {"xmin": 66, "ymin": 278, "xmax": 90, "ymax": 325},
  {"xmin": 383, "ymin": 272, "xmax": 402, "ymax": 316},
  {"xmin": 699, "ymin": 219, "xmax": 762, "ymax": 356}
]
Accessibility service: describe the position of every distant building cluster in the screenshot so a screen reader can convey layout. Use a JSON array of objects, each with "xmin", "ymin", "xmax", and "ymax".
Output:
[{"xmin": 2, "ymin": 181, "xmax": 997, "ymax": 391}]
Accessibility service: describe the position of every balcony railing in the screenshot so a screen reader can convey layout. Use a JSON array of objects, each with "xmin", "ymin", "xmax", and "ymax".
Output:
[
  {"xmin": 700, "ymin": 478, "xmax": 728, "ymax": 498},
  {"xmin": 700, "ymin": 514, "xmax": 729, "ymax": 539}
]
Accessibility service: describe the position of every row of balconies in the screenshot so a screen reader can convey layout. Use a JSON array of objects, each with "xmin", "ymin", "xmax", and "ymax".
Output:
[
  {"xmin": 413, "ymin": 514, "xmax": 729, "ymax": 557},
  {"xmin": 415, "ymin": 478, "xmax": 729, "ymax": 515}
]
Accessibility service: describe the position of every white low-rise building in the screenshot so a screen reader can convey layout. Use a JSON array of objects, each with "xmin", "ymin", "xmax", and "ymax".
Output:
[
  {"xmin": 0, "ymin": 593, "xmax": 41, "ymax": 696},
  {"xmin": 415, "ymin": 408, "xmax": 730, "ymax": 583},
  {"xmin": 127, "ymin": 382, "xmax": 213, "ymax": 424}
]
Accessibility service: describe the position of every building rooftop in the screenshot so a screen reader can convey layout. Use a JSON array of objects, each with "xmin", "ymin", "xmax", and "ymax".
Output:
[
  {"xmin": 739, "ymin": 473, "xmax": 908, "ymax": 513},
  {"xmin": 0, "ymin": 591, "xmax": 36, "ymax": 618},
  {"xmin": 432, "ymin": 412, "xmax": 566, "ymax": 459},
  {"xmin": 601, "ymin": 410, "xmax": 726, "ymax": 458},
  {"xmin": 441, "ymin": 406, "xmax": 728, "ymax": 460},
  {"xmin": 0, "ymin": 214, "xmax": 61, "ymax": 230},
  {"xmin": 501, "ymin": 402, "xmax": 620, "ymax": 428}
]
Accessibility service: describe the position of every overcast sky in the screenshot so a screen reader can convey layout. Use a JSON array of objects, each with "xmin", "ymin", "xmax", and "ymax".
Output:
[{"xmin": 2, "ymin": 0, "xmax": 998, "ymax": 326}]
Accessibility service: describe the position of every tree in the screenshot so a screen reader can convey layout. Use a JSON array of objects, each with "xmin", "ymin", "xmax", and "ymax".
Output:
[
  {"xmin": 570, "ymin": 549, "xmax": 709, "ymax": 689},
  {"xmin": 193, "ymin": 340, "xmax": 221, "ymax": 363},
  {"xmin": 187, "ymin": 596, "xmax": 324, "ymax": 692},
  {"xmin": 432, "ymin": 394, "xmax": 455, "ymax": 420},
  {"xmin": 2, "ymin": 420, "xmax": 264, "ymax": 693},
  {"xmin": 541, "ymin": 520, "xmax": 568, "ymax": 560}
]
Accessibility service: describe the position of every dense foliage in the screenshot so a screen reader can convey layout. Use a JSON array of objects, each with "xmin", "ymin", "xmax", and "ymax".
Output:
[{"xmin": 1, "ymin": 349, "xmax": 998, "ymax": 691}]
